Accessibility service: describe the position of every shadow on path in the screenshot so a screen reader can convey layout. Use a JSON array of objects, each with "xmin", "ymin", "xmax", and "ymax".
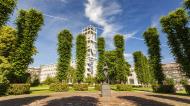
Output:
[
  {"xmin": 44, "ymin": 96, "xmax": 99, "ymax": 106},
  {"xmin": 118, "ymin": 96, "xmax": 173, "ymax": 106},
  {"xmin": 147, "ymin": 94, "xmax": 190, "ymax": 104},
  {"xmin": 0, "ymin": 95, "xmax": 48, "ymax": 106}
]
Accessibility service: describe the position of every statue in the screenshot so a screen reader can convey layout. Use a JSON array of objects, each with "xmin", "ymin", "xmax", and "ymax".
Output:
[
  {"xmin": 103, "ymin": 63, "xmax": 109, "ymax": 84},
  {"xmin": 101, "ymin": 62, "xmax": 111, "ymax": 97}
]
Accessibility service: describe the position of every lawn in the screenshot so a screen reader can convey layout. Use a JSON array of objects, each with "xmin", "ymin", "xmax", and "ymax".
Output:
[
  {"xmin": 30, "ymin": 85, "xmax": 98, "ymax": 94},
  {"xmin": 30, "ymin": 85, "xmax": 54, "ymax": 94}
]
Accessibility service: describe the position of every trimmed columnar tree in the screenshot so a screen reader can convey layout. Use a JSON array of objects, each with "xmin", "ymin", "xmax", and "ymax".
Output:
[
  {"xmin": 8, "ymin": 9, "xmax": 44, "ymax": 83},
  {"xmin": 160, "ymin": 8, "xmax": 190, "ymax": 78},
  {"xmin": 0, "ymin": 26, "xmax": 16, "ymax": 82},
  {"xmin": 133, "ymin": 51, "xmax": 152, "ymax": 85},
  {"xmin": 96, "ymin": 37, "xmax": 105, "ymax": 83},
  {"xmin": 184, "ymin": 0, "xmax": 190, "ymax": 9},
  {"xmin": 0, "ymin": 0, "xmax": 17, "ymax": 27},
  {"xmin": 76, "ymin": 34, "xmax": 86, "ymax": 83},
  {"xmin": 104, "ymin": 50, "xmax": 117, "ymax": 83},
  {"xmin": 114, "ymin": 35, "xmax": 129, "ymax": 83},
  {"xmin": 57, "ymin": 30, "xmax": 73, "ymax": 82},
  {"xmin": 143, "ymin": 28, "xmax": 164, "ymax": 84},
  {"xmin": 0, "ymin": 26, "xmax": 17, "ymax": 58}
]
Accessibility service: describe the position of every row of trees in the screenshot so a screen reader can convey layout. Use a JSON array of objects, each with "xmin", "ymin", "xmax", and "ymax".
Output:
[
  {"xmin": 133, "ymin": 0, "xmax": 190, "ymax": 86},
  {"xmin": 57, "ymin": 32, "xmax": 130, "ymax": 84},
  {"xmin": 96, "ymin": 35, "xmax": 130, "ymax": 84},
  {"xmin": 0, "ymin": 0, "xmax": 44, "ymax": 83}
]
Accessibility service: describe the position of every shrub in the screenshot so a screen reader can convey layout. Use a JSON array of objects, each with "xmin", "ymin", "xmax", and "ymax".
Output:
[
  {"xmin": 152, "ymin": 78, "xmax": 176, "ymax": 94},
  {"xmin": 85, "ymin": 76, "xmax": 95, "ymax": 85},
  {"xmin": 43, "ymin": 76, "xmax": 58, "ymax": 85},
  {"xmin": 31, "ymin": 78, "xmax": 40, "ymax": 87},
  {"xmin": 95, "ymin": 84, "xmax": 101, "ymax": 91},
  {"xmin": 49, "ymin": 83, "xmax": 69, "ymax": 92},
  {"xmin": 7, "ymin": 84, "xmax": 30, "ymax": 95},
  {"xmin": 180, "ymin": 79, "xmax": 188, "ymax": 85},
  {"xmin": 184, "ymin": 85, "xmax": 190, "ymax": 95},
  {"xmin": 73, "ymin": 84, "xmax": 88, "ymax": 91},
  {"xmin": 0, "ymin": 83, "xmax": 9, "ymax": 96},
  {"xmin": 152, "ymin": 84, "xmax": 176, "ymax": 93},
  {"xmin": 116, "ymin": 84, "xmax": 132, "ymax": 91}
]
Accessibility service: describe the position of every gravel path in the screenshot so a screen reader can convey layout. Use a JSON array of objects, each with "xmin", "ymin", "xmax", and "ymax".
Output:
[{"xmin": 0, "ymin": 91, "xmax": 189, "ymax": 106}]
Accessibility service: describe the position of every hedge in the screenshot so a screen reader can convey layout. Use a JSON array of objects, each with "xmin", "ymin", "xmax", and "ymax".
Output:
[
  {"xmin": 95, "ymin": 84, "xmax": 101, "ymax": 91},
  {"xmin": 152, "ymin": 84, "xmax": 176, "ymax": 93},
  {"xmin": 116, "ymin": 84, "xmax": 132, "ymax": 91},
  {"xmin": 49, "ymin": 83, "xmax": 69, "ymax": 92},
  {"xmin": 7, "ymin": 84, "xmax": 30, "ymax": 95},
  {"xmin": 73, "ymin": 84, "xmax": 88, "ymax": 91},
  {"xmin": 184, "ymin": 85, "xmax": 190, "ymax": 95},
  {"xmin": 0, "ymin": 83, "xmax": 9, "ymax": 96}
]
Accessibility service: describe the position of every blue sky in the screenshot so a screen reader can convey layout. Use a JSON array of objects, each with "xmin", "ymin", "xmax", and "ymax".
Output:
[{"xmin": 7, "ymin": 0, "xmax": 183, "ymax": 67}]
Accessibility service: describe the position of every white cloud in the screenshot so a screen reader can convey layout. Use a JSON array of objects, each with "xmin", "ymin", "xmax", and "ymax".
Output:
[{"xmin": 85, "ymin": 0, "xmax": 122, "ymax": 37}]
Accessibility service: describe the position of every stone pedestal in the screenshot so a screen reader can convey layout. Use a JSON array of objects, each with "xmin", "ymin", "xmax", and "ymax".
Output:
[{"xmin": 101, "ymin": 84, "xmax": 111, "ymax": 97}]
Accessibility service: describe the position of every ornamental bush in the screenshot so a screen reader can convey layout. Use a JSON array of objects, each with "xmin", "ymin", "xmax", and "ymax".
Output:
[
  {"xmin": 152, "ymin": 78, "xmax": 176, "ymax": 94},
  {"xmin": 184, "ymin": 85, "xmax": 190, "ymax": 95},
  {"xmin": 49, "ymin": 83, "xmax": 69, "ymax": 92},
  {"xmin": 116, "ymin": 84, "xmax": 132, "ymax": 91},
  {"xmin": 7, "ymin": 84, "xmax": 30, "ymax": 95},
  {"xmin": 0, "ymin": 82, "xmax": 9, "ymax": 96},
  {"xmin": 152, "ymin": 84, "xmax": 176, "ymax": 93},
  {"xmin": 43, "ymin": 76, "xmax": 58, "ymax": 85},
  {"xmin": 95, "ymin": 84, "xmax": 101, "ymax": 91},
  {"xmin": 73, "ymin": 84, "xmax": 88, "ymax": 91}
]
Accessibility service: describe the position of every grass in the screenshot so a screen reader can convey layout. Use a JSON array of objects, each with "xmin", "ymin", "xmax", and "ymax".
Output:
[
  {"xmin": 30, "ymin": 84, "xmax": 98, "ymax": 94},
  {"xmin": 30, "ymin": 84, "xmax": 54, "ymax": 94}
]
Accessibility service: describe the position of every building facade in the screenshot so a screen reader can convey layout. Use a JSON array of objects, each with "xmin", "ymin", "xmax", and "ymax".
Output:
[
  {"xmin": 82, "ymin": 25, "xmax": 97, "ymax": 77},
  {"xmin": 39, "ymin": 64, "xmax": 57, "ymax": 82},
  {"xmin": 127, "ymin": 68, "xmax": 140, "ymax": 85}
]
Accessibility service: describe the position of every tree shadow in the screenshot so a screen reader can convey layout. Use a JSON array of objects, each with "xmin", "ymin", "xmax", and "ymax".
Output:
[
  {"xmin": 118, "ymin": 96, "xmax": 173, "ymax": 106},
  {"xmin": 44, "ymin": 96, "xmax": 99, "ymax": 106},
  {"xmin": 0, "ymin": 95, "xmax": 48, "ymax": 106},
  {"xmin": 147, "ymin": 94, "xmax": 190, "ymax": 104}
]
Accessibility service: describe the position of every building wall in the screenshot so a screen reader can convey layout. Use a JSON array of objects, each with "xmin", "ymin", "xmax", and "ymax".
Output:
[
  {"xmin": 82, "ymin": 25, "xmax": 97, "ymax": 78},
  {"xmin": 39, "ymin": 64, "xmax": 57, "ymax": 82},
  {"xmin": 127, "ymin": 68, "xmax": 139, "ymax": 85}
]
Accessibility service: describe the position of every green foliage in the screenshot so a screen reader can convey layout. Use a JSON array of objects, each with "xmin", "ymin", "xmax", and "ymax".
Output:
[
  {"xmin": 57, "ymin": 29, "xmax": 73, "ymax": 81},
  {"xmin": 67, "ymin": 66, "xmax": 76, "ymax": 84},
  {"xmin": 0, "ymin": 26, "xmax": 17, "ymax": 58},
  {"xmin": 160, "ymin": 8, "xmax": 190, "ymax": 78},
  {"xmin": 43, "ymin": 76, "xmax": 58, "ymax": 85},
  {"xmin": 152, "ymin": 78, "xmax": 176, "ymax": 93},
  {"xmin": 152, "ymin": 84, "xmax": 176, "ymax": 94},
  {"xmin": 180, "ymin": 79, "xmax": 188, "ymax": 85},
  {"xmin": 30, "ymin": 76, "xmax": 40, "ymax": 87},
  {"xmin": 0, "ymin": 0, "xmax": 17, "ymax": 27},
  {"xmin": 49, "ymin": 83, "xmax": 69, "ymax": 92},
  {"xmin": 7, "ymin": 84, "xmax": 30, "ymax": 95},
  {"xmin": 116, "ymin": 84, "xmax": 132, "ymax": 91},
  {"xmin": 8, "ymin": 9, "xmax": 44, "ymax": 83},
  {"xmin": 104, "ymin": 50, "xmax": 117, "ymax": 83},
  {"xmin": 0, "ymin": 82, "xmax": 9, "ymax": 95},
  {"xmin": 76, "ymin": 34, "xmax": 86, "ymax": 83},
  {"xmin": 97, "ymin": 37, "xmax": 105, "ymax": 82},
  {"xmin": 114, "ymin": 35, "xmax": 129, "ymax": 83},
  {"xmin": 95, "ymin": 84, "xmax": 101, "ymax": 91},
  {"xmin": 73, "ymin": 84, "xmax": 88, "ymax": 91},
  {"xmin": 85, "ymin": 76, "xmax": 95, "ymax": 85},
  {"xmin": 133, "ymin": 51, "xmax": 153, "ymax": 85},
  {"xmin": 184, "ymin": 85, "xmax": 190, "ymax": 95},
  {"xmin": 184, "ymin": 0, "xmax": 190, "ymax": 9},
  {"xmin": 143, "ymin": 28, "xmax": 164, "ymax": 84}
]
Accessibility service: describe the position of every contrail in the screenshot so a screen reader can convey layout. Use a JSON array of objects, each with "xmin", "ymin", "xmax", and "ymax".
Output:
[{"xmin": 43, "ymin": 14, "xmax": 67, "ymax": 21}]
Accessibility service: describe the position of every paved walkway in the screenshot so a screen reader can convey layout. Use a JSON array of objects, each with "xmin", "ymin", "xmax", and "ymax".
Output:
[{"xmin": 0, "ymin": 91, "xmax": 190, "ymax": 106}]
